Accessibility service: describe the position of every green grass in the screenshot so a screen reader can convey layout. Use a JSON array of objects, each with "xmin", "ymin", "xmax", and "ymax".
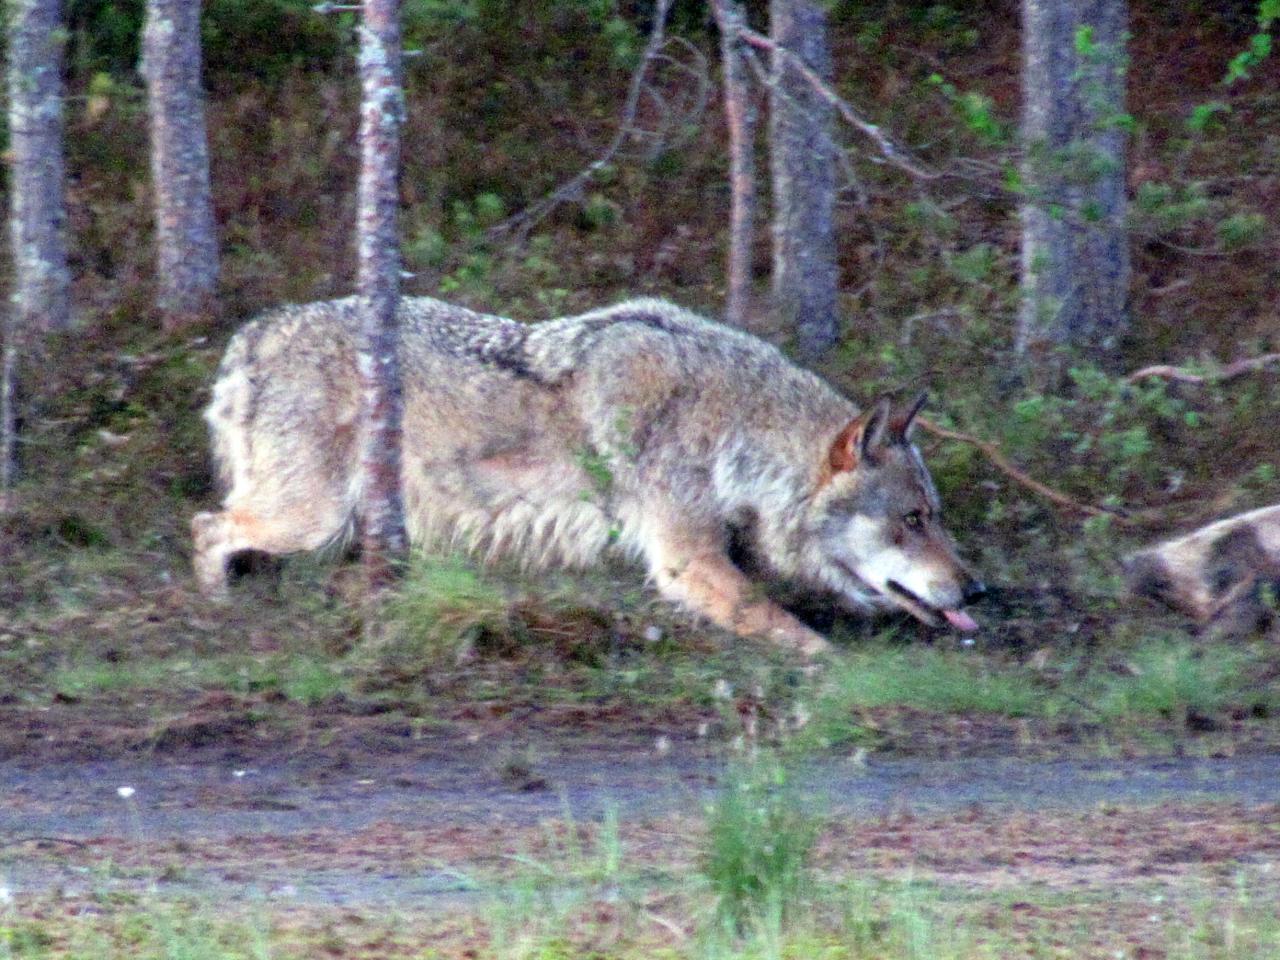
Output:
[
  {"xmin": 822, "ymin": 642, "xmax": 1053, "ymax": 715},
  {"xmin": 702, "ymin": 756, "xmax": 817, "ymax": 934},
  {"xmin": 49, "ymin": 653, "xmax": 347, "ymax": 707},
  {"xmin": 8, "ymin": 866, "xmax": 1280, "ymax": 959},
  {"xmin": 1084, "ymin": 637, "xmax": 1279, "ymax": 726},
  {"xmin": 377, "ymin": 553, "xmax": 514, "ymax": 666},
  {"xmin": 790, "ymin": 640, "xmax": 1057, "ymax": 751}
]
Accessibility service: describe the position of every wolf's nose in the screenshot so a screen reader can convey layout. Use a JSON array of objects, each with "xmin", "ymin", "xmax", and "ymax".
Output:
[{"xmin": 962, "ymin": 578, "xmax": 987, "ymax": 605}]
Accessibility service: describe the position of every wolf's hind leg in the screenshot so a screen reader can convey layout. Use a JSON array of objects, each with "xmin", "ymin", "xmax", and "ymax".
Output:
[
  {"xmin": 642, "ymin": 522, "xmax": 830, "ymax": 657},
  {"xmin": 191, "ymin": 502, "xmax": 348, "ymax": 598}
]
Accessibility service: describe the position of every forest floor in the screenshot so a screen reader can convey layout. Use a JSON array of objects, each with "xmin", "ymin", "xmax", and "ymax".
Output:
[{"xmin": 4, "ymin": 632, "xmax": 1280, "ymax": 958}]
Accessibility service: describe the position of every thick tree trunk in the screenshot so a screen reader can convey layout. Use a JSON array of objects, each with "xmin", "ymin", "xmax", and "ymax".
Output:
[
  {"xmin": 712, "ymin": 0, "xmax": 757, "ymax": 329},
  {"xmin": 356, "ymin": 0, "xmax": 408, "ymax": 591},
  {"xmin": 768, "ymin": 0, "xmax": 838, "ymax": 358},
  {"xmin": 7, "ymin": 0, "xmax": 71, "ymax": 334},
  {"xmin": 141, "ymin": 0, "xmax": 219, "ymax": 330},
  {"xmin": 1018, "ymin": 0, "xmax": 1130, "ymax": 355}
]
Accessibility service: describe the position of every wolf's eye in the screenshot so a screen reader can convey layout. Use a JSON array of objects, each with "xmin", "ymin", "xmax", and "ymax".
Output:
[{"xmin": 904, "ymin": 511, "xmax": 923, "ymax": 529}]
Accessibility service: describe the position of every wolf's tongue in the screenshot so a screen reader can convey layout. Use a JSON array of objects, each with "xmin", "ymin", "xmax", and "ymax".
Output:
[{"xmin": 943, "ymin": 609, "xmax": 979, "ymax": 632}]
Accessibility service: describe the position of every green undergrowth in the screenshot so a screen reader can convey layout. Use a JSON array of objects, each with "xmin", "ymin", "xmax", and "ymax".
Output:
[
  {"xmin": 2, "ymin": 0, "xmax": 1279, "ymax": 764},
  {"xmin": 49, "ymin": 652, "xmax": 346, "ymax": 708},
  {"xmin": 6, "ymin": 854, "xmax": 1280, "ymax": 959},
  {"xmin": 702, "ymin": 756, "xmax": 817, "ymax": 937},
  {"xmin": 8, "ymin": 545, "xmax": 1278, "ymax": 755}
]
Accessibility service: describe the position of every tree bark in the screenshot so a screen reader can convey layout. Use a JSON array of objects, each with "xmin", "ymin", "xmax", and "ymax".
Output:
[
  {"xmin": 7, "ymin": 0, "xmax": 71, "ymax": 334},
  {"xmin": 141, "ymin": 0, "xmax": 219, "ymax": 330},
  {"xmin": 0, "ymin": 315, "xmax": 16, "ymax": 515},
  {"xmin": 712, "ymin": 0, "xmax": 757, "ymax": 329},
  {"xmin": 1017, "ymin": 0, "xmax": 1130, "ymax": 355},
  {"xmin": 768, "ymin": 0, "xmax": 838, "ymax": 358},
  {"xmin": 356, "ymin": 0, "xmax": 408, "ymax": 591}
]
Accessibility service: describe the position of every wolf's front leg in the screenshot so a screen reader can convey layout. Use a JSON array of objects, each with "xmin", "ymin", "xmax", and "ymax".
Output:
[{"xmin": 644, "ymin": 528, "xmax": 831, "ymax": 657}]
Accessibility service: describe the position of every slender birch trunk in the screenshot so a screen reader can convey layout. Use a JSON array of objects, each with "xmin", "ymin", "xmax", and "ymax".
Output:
[
  {"xmin": 1018, "ymin": 0, "xmax": 1130, "ymax": 355},
  {"xmin": 712, "ymin": 0, "xmax": 757, "ymax": 329},
  {"xmin": 141, "ymin": 0, "xmax": 219, "ymax": 329},
  {"xmin": 0, "ymin": 315, "xmax": 16, "ymax": 514},
  {"xmin": 768, "ymin": 0, "xmax": 838, "ymax": 357},
  {"xmin": 7, "ymin": 0, "xmax": 71, "ymax": 335},
  {"xmin": 356, "ymin": 0, "xmax": 408, "ymax": 591}
]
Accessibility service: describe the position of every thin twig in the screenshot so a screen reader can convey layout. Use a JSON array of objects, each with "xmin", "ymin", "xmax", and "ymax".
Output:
[
  {"xmin": 0, "ymin": 835, "xmax": 90, "ymax": 849},
  {"xmin": 733, "ymin": 24, "xmax": 939, "ymax": 180},
  {"xmin": 646, "ymin": 911, "xmax": 690, "ymax": 943},
  {"xmin": 1125, "ymin": 354, "xmax": 1280, "ymax": 386},
  {"xmin": 489, "ymin": 0, "xmax": 679, "ymax": 240},
  {"xmin": 916, "ymin": 417, "xmax": 1130, "ymax": 523}
]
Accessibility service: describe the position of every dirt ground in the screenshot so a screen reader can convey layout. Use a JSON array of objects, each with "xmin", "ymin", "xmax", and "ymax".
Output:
[{"xmin": 4, "ymin": 704, "xmax": 1280, "ymax": 907}]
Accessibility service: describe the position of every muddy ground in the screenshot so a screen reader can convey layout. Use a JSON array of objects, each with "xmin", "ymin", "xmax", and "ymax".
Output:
[{"xmin": 4, "ymin": 709, "xmax": 1280, "ymax": 914}]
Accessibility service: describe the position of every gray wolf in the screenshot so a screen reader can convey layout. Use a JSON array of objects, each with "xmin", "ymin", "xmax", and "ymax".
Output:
[
  {"xmin": 192, "ymin": 296, "xmax": 983, "ymax": 656},
  {"xmin": 1125, "ymin": 504, "xmax": 1280, "ymax": 637}
]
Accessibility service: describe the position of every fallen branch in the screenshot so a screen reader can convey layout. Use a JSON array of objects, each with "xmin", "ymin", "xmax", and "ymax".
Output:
[
  {"xmin": 1125, "ymin": 353, "xmax": 1280, "ymax": 385},
  {"xmin": 0, "ymin": 835, "xmax": 90, "ymax": 850},
  {"xmin": 916, "ymin": 417, "xmax": 1130, "ymax": 523}
]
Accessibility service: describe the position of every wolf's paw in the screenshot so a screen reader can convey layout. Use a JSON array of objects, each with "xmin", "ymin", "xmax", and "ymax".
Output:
[{"xmin": 770, "ymin": 622, "xmax": 832, "ymax": 659}]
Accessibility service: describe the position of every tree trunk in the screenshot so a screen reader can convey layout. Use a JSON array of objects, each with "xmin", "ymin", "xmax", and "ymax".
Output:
[
  {"xmin": 0, "ymin": 315, "xmax": 16, "ymax": 515},
  {"xmin": 356, "ymin": 0, "xmax": 408, "ymax": 592},
  {"xmin": 1017, "ymin": 0, "xmax": 1130, "ymax": 355},
  {"xmin": 7, "ymin": 0, "xmax": 71, "ymax": 334},
  {"xmin": 768, "ymin": 0, "xmax": 838, "ymax": 358},
  {"xmin": 141, "ymin": 0, "xmax": 219, "ymax": 330},
  {"xmin": 712, "ymin": 0, "xmax": 757, "ymax": 329}
]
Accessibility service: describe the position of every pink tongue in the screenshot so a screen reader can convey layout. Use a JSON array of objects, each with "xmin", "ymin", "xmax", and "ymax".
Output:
[{"xmin": 943, "ymin": 609, "xmax": 979, "ymax": 632}]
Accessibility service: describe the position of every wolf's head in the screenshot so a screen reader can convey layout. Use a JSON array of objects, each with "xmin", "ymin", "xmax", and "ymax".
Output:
[{"xmin": 803, "ymin": 394, "xmax": 983, "ymax": 631}]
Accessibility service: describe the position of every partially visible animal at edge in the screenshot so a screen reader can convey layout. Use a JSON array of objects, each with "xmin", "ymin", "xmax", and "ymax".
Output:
[
  {"xmin": 192, "ymin": 296, "xmax": 984, "ymax": 657},
  {"xmin": 1125, "ymin": 504, "xmax": 1280, "ymax": 639}
]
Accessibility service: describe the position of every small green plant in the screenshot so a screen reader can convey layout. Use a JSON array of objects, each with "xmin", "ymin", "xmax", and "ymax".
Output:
[
  {"xmin": 380, "ymin": 554, "xmax": 512, "ymax": 665},
  {"xmin": 1088, "ymin": 637, "xmax": 1277, "ymax": 727},
  {"xmin": 927, "ymin": 74, "xmax": 1007, "ymax": 145},
  {"xmin": 702, "ymin": 755, "xmax": 817, "ymax": 933},
  {"xmin": 1187, "ymin": 100, "xmax": 1231, "ymax": 134},
  {"xmin": 1216, "ymin": 212, "xmax": 1268, "ymax": 251},
  {"xmin": 1224, "ymin": 0, "xmax": 1278, "ymax": 84}
]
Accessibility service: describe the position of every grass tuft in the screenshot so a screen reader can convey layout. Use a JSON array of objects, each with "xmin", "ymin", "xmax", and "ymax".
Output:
[
  {"xmin": 1088, "ymin": 637, "xmax": 1279, "ymax": 726},
  {"xmin": 377, "ymin": 553, "xmax": 514, "ymax": 667},
  {"xmin": 701, "ymin": 754, "xmax": 817, "ymax": 935}
]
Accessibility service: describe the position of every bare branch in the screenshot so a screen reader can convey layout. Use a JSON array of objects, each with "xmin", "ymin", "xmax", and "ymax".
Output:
[
  {"xmin": 1125, "ymin": 354, "xmax": 1280, "ymax": 386},
  {"xmin": 733, "ymin": 23, "xmax": 940, "ymax": 181},
  {"xmin": 916, "ymin": 417, "xmax": 1131, "ymax": 523},
  {"xmin": 490, "ymin": 0, "xmax": 681, "ymax": 240}
]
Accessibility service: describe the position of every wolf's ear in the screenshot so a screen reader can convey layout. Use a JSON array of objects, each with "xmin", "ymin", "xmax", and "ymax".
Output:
[
  {"xmin": 829, "ymin": 397, "xmax": 892, "ymax": 472},
  {"xmin": 892, "ymin": 391, "xmax": 927, "ymax": 441}
]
